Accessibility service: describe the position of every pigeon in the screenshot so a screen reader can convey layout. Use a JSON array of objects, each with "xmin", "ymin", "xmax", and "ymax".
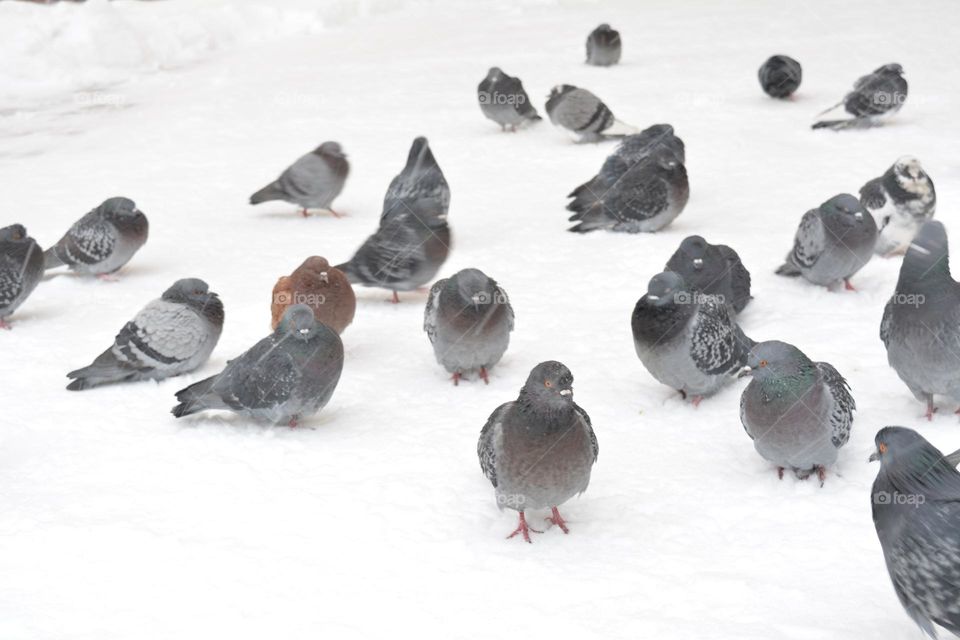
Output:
[
  {"xmin": 813, "ymin": 63, "xmax": 907, "ymax": 130},
  {"xmin": 424, "ymin": 268, "xmax": 514, "ymax": 385},
  {"xmin": 67, "ymin": 278, "xmax": 224, "ymax": 391},
  {"xmin": 775, "ymin": 193, "xmax": 877, "ymax": 290},
  {"xmin": 172, "ymin": 304, "xmax": 343, "ymax": 426},
  {"xmin": 870, "ymin": 426, "xmax": 960, "ymax": 639},
  {"xmin": 545, "ymin": 85, "xmax": 638, "ymax": 143},
  {"xmin": 567, "ymin": 152, "xmax": 688, "ymax": 233},
  {"xmin": 381, "ymin": 137, "xmax": 450, "ymax": 223},
  {"xmin": 861, "ymin": 156, "xmax": 937, "ymax": 256},
  {"xmin": 665, "ymin": 235, "xmax": 752, "ymax": 314},
  {"xmin": 0, "ymin": 224, "xmax": 44, "ymax": 329},
  {"xmin": 44, "ymin": 197, "xmax": 148, "ymax": 278},
  {"xmin": 271, "ymin": 256, "xmax": 355, "ymax": 334},
  {"xmin": 631, "ymin": 271, "xmax": 754, "ymax": 405},
  {"xmin": 880, "ymin": 221, "xmax": 960, "ymax": 421},
  {"xmin": 477, "ymin": 361, "xmax": 598, "ymax": 543},
  {"xmin": 567, "ymin": 123, "xmax": 685, "ymax": 214},
  {"xmin": 739, "ymin": 340, "xmax": 855, "ymax": 483},
  {"xmin": 249, "ymin": 142, "xmax": 349, "ymax": 216},
  {"xmin": 585, "ymin": 23, "xmax": 621, "ymax": 66},
  {"xmin": 477, "ymin": 67, "xmax": 541, "ymax": 132},
  {"xmin": 336, "ymin": 211, "xmax": 450, "ymax": 303},
  {"xmin": 758, "ymin": 55, "xmax": 802, "ymax": 98}
]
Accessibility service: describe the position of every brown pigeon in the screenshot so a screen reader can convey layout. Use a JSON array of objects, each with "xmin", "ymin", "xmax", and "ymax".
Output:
[{"xmin": 271, "ymin": 256, "xmax": 356, "ymax": 334}]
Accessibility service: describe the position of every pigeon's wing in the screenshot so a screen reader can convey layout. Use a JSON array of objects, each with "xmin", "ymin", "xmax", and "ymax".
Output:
[
  {"xmin": 558, "ymin": 89, "xmax": 614, "ymax": 133},
  {"xmin": 690, "ymin": 300, "xmax": 751, "ymax": 376},
  {"xmin": 604, "ymin": 166, "xmax": 669, "ymax": 222},
  {"xmin": 817, "ymin": 362, "xmax": 855, "ymax": 448},
  {"xmin": 349, "ymin": 218, "xmax": 425, "ymax": 287},
  {"xmin": 113, "ymin": 301, "xmax": 211, "ymax": 368},
  {"xmin": 277, "ymin": 153, "xmax": 335, "ymax": 202},
  {"xmin": 423, "ymin": 279, "xmax": 445, "ymax": 343},
  {"xmin": 859, "ymin": 177, "xmax": 888, "ymax": 211},
  {"xmin": 846, "ymin": 72, "xmax": 904, "ymax": 116},
  {"xmin": 477, "ymin": 402, "xmax": 512, "ymax": 487},
  {"xmin": 880, "ymin": 298, "xmax": 894, "ymax": 347},
  {"xmin": 740, "ymin": 391, "xmax": 754, "ymax": 440},
  {"xmin": 575, "ymin": 403, "xmax": 599, "ymax": 462},
  {"xmin": 55, "ymin": 211, "xmax": 115, "ymax": 267},
  {"xmin": 218, "ymin": 336, "xmax": 302, "ymax": 410},
  {"xmin": 789, "ymin": 209, "xmax": 826, "ymax": 270},
  {"xmin": 496, "ymin": 74, "xmax": 538, "ymax": 120},
  {"xmin": 717, "ymin": 245, "xmax": 752, "ymax": 312}
]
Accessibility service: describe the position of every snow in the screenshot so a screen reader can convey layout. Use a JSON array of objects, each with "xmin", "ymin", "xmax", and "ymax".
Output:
[{"xmin": 1, "ymin": 0, "xmax": 959, "ymax": 638}]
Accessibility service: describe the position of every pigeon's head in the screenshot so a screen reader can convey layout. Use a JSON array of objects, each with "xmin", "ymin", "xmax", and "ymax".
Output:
[
  {"xmin": 596, "ymin": 23, "xmax": 612, "ymax": 31},
  {"xmin": 892, "ymin": 156, "xmax": 930, "ymax": 192},
  {"xmin": 164, "ymin": 278, "xmax": 221, "ymax": 311},
  {"xmin": 548, "ymin": 85, "xmax": 577, "ymax": 101},
  {"xmin": 99, "ymin": 197, "xmax": 143, "ymax": 222},
  {"xmin": 644, "ymin": 271, "xmax": 685, "ymax": 307},
  {"xmin": 407, "ymin": 136, "xmax": 436, "ymax": 169},
  {"xmin": 869, "ymin": 426, "xmax": 932, "ymax": 465},
  {"xmin": 278, "ymin": 303, "xmax": 318, "ymax": 339},
  {"xmin": 300, "ymin": 256, "xmax": 332, "ymax": 282},
  {"xmin": 677, "ymin": 235, "xmax": 709, "ymax": 270},
  {"xmin": 486, "ymin": 67, "xmax": 503, "ymax": 79},
  {"xmin": 740, "ymin": 340, "xmax": 810, "ymax": 381},
  {"xmin": 875, "ymin": 63, "xmax": 904, "ymax": 77},
  {"xmin": 902, "ymin": 220, "xmax": 950, "ymax": 277},
  {"xmin": 315, "ymin": 141, "xmax": 345, "ymax": 158},
  {"xmin": 821, "ymin": 193, "xmax": 868, "ymax": 225},
  {"xmin": 522, "ymin": 361, "xmax": 575, "ymax": 409},
  {"xmin": 0, "ymin": 224, "xmax": 28, "ymax": 242},
  {"xmin": 453, "ymin": 268, "xmax": 497, "ymax": 307}
]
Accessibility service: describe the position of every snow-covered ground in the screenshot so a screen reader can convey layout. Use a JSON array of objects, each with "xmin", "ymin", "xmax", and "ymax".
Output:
[{"xmin": 2, "ymin": 0, "xmax": 959, "ymax": 637}]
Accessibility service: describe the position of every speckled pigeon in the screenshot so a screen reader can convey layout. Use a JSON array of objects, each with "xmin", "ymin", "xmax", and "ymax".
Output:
[
  {"xmin": 665, "ymin": 235, "xmax": 752, "ymax": 315},
  {"xmin": 477, "ymin": 67, "xmax": 541, "ymax": 131},
  {"xmin": 249, "ymin": 141, "xmax": 349, "ymax": 216},
  {"xmin": 632, "ymin": 271, "xmax": 754, "ymax": 405},
  {"xmin": 477, "ymin": 361, "xmax": 598, "ymax": 543},
  {"xmin": 44, "ymin": 197, "xmax": 148, "ymax": 277},
  {"xmin": 776, "ymin": 193, "xmax": 877, "ymax": 289},
  {"xmin": 67, "ymin": 278, "xmax": 224, "ymax": 391},
  {"xmin": 861, "ymin": 156, "xmax": 936, "ymax": 256},
  {"xmin": 172, "ymin": 304, "xmax": 343, "ymax": 426},
  {"xmin": 813, "ymin": 63, "xmax": 907, "ymax": 130},
  {"xmin": 758, "ymin": 55, "xmax": 802, "ymax": 98},
  {"xmin": 381, "ymin": 137, "xmax": 450, "ymax": 223},
  {"xmin": 0, "ymin": 224, "xmax": 43, "ymax": 329},
  {"xmin": 545, "ymin": 85, "xmax": 638, "ymax": 143},
  {"xmin": 586, "ymin": 24, "xmax": 621, "ymax": 66},
  {"xmin": 739, "ymin": 340, "xmax": 855, "ymax": 483},
  {"xmin": 424, "ymin": 268, "xmax": 513, "ymax": 385}
]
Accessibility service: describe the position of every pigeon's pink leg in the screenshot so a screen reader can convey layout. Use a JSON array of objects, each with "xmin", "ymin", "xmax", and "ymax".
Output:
[
  {"xmin": 777, "ymin": 467, "xmax": 785, "ymax": 480},
  {"xmin": 479, "ymin": 367, "xmax": 489, "ymax": 385},
  {"xmin": 390, "ymin": 291, "xmax": 400, "ymax": 304},
  {"xmin": 300, "ymin": 208, "xmax": 310, "ymax": 217},
  {"xmin": 0, "ymin": 319, "xmax": 11, "ymax": 330},
  {"xmin": 507, "ymin": 512, "xmax": 542, "ymax": 543},
  {"xmin": 329, "ymin": 209, "xmax": 344, "ymax": 218},
  {"xmin": 844, "ymin": 278, "xmax": 856, "ymax": 291},
  {"xmin": 926, "ymin": 398, "xmax": 937, "ymax": 421},
  {"xmin": 97, "ymin": 273, "xmax": 120, "ymax": 282},
  {"xmin": 691, "ymin": 395, "xmax": 703, "ymax": 408},
  {"xmin": 452, "ymin": 372, "xmax": 461, "ymax": 386},
  {"xmin": 546, "ymin": 507, "xmax": 569, "ymax": 534},
  {"xmin": 816, "ymin": 466, "xmax": 827, "ymax": 486},
  {"xmin": 288, "ymin": 416, "xmax": 299, "ymax": 428}
]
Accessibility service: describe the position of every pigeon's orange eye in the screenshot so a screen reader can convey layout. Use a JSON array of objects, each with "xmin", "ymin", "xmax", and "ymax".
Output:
[
  {"xmin": 544, "ymin": 380, "xmax": 553, "ymax": 388},
  {"xmin": 759, "ymin": 360, "xmax": 768, "ymax": 368},
  {"xmin": 879, "ymin": 443, "xmax": 888, "ymax": 454}
]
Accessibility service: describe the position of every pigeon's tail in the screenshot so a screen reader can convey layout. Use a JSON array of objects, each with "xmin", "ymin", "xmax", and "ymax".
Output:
[
  {"xmin": 334, "ymin": 261, "xmax": 358, "ymax": 284},
  {"xmin": 945, "ymin": 447, "xmax": 960, "ymax": 468},
  {"xmin": 566, "ymin": 178, "xmax": 603, "ymax": 213},
  {"xmin": 775, "ymin": 261, "xmax": 802, "ymax": 277},
  {"xmin": 811, "ymin": 118, "xmax": 868, "ymax": 131},
  {"xmin": 249, "ymin": 182, "xmax": 284, "ymax": 205},
  {"xmin": 43, "ymin": 246, "xmax": 64, "ymax": 270},
  {"xmin": 171, "ymin": 375, "xmax": 219, "ymax": 418},
  {"xmin": 66, "ymin": 349, "xmax": 141, "ymax": 391},
  {"xmin": 602, "ymin": 119, "xmax": 640, "ymax": 138}
]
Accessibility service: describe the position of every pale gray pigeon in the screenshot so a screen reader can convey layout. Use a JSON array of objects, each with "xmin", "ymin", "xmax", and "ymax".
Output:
[
  {"xmin": 813, "ymin": 63, "xmax": 907, "ymax": 130},
  {"xmin": 249, "ymin": 141, "xmax": 349, "ymax": 216},
  {"xmin": 424, "ymin": 268, "xmax": 513, "ymax": 385},
  {"xmin": 477, "ymin": 67, "xmax": 541, "ymax": 131},
  {"xmin": 880, "ymin": 221, "xmax": 960, "ymax": 420},
  {"xmin": 477, "ymin": 361, "xmax": 598, "ymax": 543},
  {"xmin": 586, "ymin": 24, "xmax": 621, "ymax": 66},
  {"xmin": 171, "ymin": 304, "xmax": 343, "ymax": 426},
  {"xmin": 44, "ymin": 197, "xmax": 148, "ymax": 277},
  {"xmin": 776, "ymin": 193, "xmax": 877, "ymax": 290},
  {"xmin": 67, "ymin": 278, "xmax": 224, "ymax": 391},
  {"xmin": 631, "ymin": 272, "xmax": 754, "ymax": 405},
  {"xmin": 739, "ymin": 340, "xmax": 855, "ymax": 483},
  {"xmin": 381, "ymin": 137, "xmax": 450, "ymax": 223},
  {"xmin": 870, "ymin": 426, "xmax": 960, "ymax": 639},
  {"xmin": 545, "ymin": 84, "xmax": 638, "ymax": 143},
  {"xmin": 758, "ymin": 55, "xmax": 802, "ymax": 98},
  {"xmin": 861, "ymin": 156, "xmax": 936, "ymax": 256},
  {"xmin": 665, "ymin": 235, "xmax": 752, "ymax": 315},
  {"xmin": 0, "ymin": 224, "xmax": 44, "ymax": 329}
]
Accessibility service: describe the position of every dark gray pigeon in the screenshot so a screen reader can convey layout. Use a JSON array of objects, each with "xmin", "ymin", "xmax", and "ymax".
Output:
[
  {"xmin": 249, "ymin": 141, "xmax": 349, "ymax": 216},
  {"xmin": 776, "ymin": 193, "xmax": 877, "ymax": 290},
  {"xmin": 0, "ymin": 224, "xmax": 44, "ymax": 329},
  {"xmin": 665, "ymin": 235, "xmax": 752, "ymax": 315},
  {"xmin": 870, "ymin": 426, "xmax": 960, "ymax": 638},
  {"xmin": 477, "ymin": 361, "xmax": 598, "ymax": 543},
  {"xmin": 336, "ymin": 211, "xmax": 450, "ymax": 303},
  {"xmin": 171, "ymin": 304, "xmax": 343, "ymax": 426},
  {"xmin": 67, "ymin": 278, "xmax": 224, "ymax": 391},
  {"xmin": 586, "ymin": 24, "xmax": 621, "ymax": 66},
  {"xmin": 739, "ymin": 340, "xmax": 855, "ymax": 483},
  {"xmin": 758, "ymin": 55, "xmax": 802, "ymax": 98},
  {"xmin": 813, "ymin": 63, "xmax": 907, "ymax": 130},
  {"xmin": 880, "ymin": 221, "xmax": 960, "ymax": 421},
  {"xmin": 861, "ymin": 156, "xmax": 937, "ymax": 256},
  {"xmin": 424, "ymin": 268, "xmax": 513, "ymax": 385},
  {"xmin": 477, "ymin": 67, "xmax": 541, "ymax": 132},
  {"xmin": 567, "ymin": 124, "xmax": 685, "ymax": 214},
  {"xmin": 545, "ymin": 85, "xmax": 638, "ymax": 143},
  {"xmin": 632, "ymin": 272, "xmax": 754, "ymax": 405},
  {"xmin": 381, "ymin": 137, "xmax": 449, "ymax": 223},
  {"xmin": 44, "ymin": 197, "xmax": 148, "ymax": 278},
  {"xmin": 567, "ymin": 152, "xmax": 688, "ymax": 233}
]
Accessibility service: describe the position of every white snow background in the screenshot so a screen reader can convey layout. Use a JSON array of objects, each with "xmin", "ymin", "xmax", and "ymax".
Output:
[{"xmin": 1, "ymin": 0, "xmax": 959, "ymax": 638}]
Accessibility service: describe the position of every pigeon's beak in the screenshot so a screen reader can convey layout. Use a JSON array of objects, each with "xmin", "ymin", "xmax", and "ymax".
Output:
[
  {"xmin": 692, "ymin": 258, "xmax": 704, "ymax": 270},
  {"xmin": 471, "ymin": 294, "xmax": 483, "ymax": 305},
  {"xmin": 737, "ymin": 366, "xmax": 753, "ymax": 379},
  {"xmin": 646, "ymin": 294, "xmax": 660, "ymax": 302},
  {"xmin": 559, "ymin": 388, "xmax": 573, "ymax": 398},
  {"xmin": 319, "ymin": 271, "xmax": 329, "ymax": 284},
  {"xmin": 854, "ymin": 211, "xmax": 863, "ymax": 221},
  {"xmin": 868, "ymin": 449, "xmax": 881, "ymax": 463}
]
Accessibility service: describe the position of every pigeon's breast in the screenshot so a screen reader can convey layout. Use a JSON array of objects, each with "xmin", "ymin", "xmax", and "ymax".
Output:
[{"xmin": 745, "ymin": 382, "xmax": 837, "ymax": 469}]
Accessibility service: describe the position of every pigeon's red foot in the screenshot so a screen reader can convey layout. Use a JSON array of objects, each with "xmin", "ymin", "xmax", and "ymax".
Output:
[
  {"xmin": 390, "ymin": 290, "xmax": 400, "ymax": 304},
  {"xmin": 452, "ymin": 372, "xmax": 461, "ymax": 386},
  {"xmin": 329, "ymin": 209, "xmax": 344, "ymax": 218},
  {"xmin": 691, "ymin": 395, "xmax": 703, "ymax": 408},
  {"xmin": 480, "ymin": 367, "xmax": 490, "ymax": 385},
  {"xmin": 0, "ymin": 319, "xmax": 11, "ymax": 330},
  {"xmin": 844, "ymin": 278, "xmax": 856, "ymax": 291},
  {"xmin": 300, "ymin": 208, "xmax": 310, "ymax": 217},
  {"xmin": 288, "ymin": 416, "xmax": 299, "ymax": 428},
  {"xmin": 926, "ymin": 400, "xmax": 937, "ymax": 421},
  {"xmin": 507, "ymin": 512, "xmax": 542, "ymax": 543},
  {"xmin": 816, "ymin": 466, "xmax": 827, "ymax": 486},
  {"xmin": 546, "ymin": 507, "xmax": 569, "ymax": 534},
  {"xmin": 96, "ymin": 273, "xmax": 120, "ymax": 282},
  {"xmin": 777, "ymin": 467, "xmax": 785, "ymax": 480}
]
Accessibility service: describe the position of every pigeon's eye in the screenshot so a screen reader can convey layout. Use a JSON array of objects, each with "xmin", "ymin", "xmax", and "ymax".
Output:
[
  {"xmin": 879, "ymin": 443, "xmax": 888, "ymax": 454},
  {"xmin": 544, "ymin": 380, "xmax": 553, "ymax": 388},
  {"xmin": 759, "ymin": 360, "xmax": 768, "ymax": 368},
  {"xmin": 193, "ymin": 290, "xmax": 203, "ymax": 295}
]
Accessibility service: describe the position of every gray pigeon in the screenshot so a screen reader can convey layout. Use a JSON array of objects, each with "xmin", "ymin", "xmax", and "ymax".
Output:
[
  {"xmin": 631, "ymin": 272, "xmax": 754, "ymax": 405},
  {"xmin": 381, "ymin": 137, "xmax": 450, "ymax": 223},
  {"xmin": 665, "ymin": 235, "xmax": 752, "ymax": 315},
  {"xmin": 67, "ymin": 278, "xmax": 224, "ymax": 391},
  {"xmin": 739, "ymin": 340, "xmax": 855, "ymax": 483},
  {"xmin": 477, "ymin": 361, "xmax": 598, "ymax": 543},
  {"xmin": 545, "ymin": 85, "xmax": 638, "ymax": 143},
  {"xmin": 477, "ymin": 67, "xmax": 541, "ymax": 132},
  {"xmin": 585, "ymin": 24, "xmax": 621, "ymax": 66},
  {"xmin": 758, "ymin": 55, "xmax": 802, "ymax": 98},
  {"xmin": 880, "ymin": 221, "xmax": 960, "ymax": 421},
  {"xmin": 567, "ymin": 123, "xmax": 685, "ymax": 214},
  {"xmin": 567, "ymin": 152, "xmax": 688, "ymax": 233},
  {"xmin": 0, "ymin": 224, "xmax": 44, "ymax": 329},
  {"xmin": 44, "ymin": 197, "xmax": 148, "ymax": 277},
  {"xmin": 813, "ymin": 63, "xmax": 907, "ymax": 130},
  {"xmin": 171, "ymin": 304, "xmax": 343, "ymax": 426},
  {"xmin": 424, "ymin": 268, "xmax": 514, "ymax": 385},
  {"xmin": 776, "ymin": 193, "xmax": 877, "ymax": 290},
  {"xmin": 861, "ymin": 156, "xmax": 937, "ymax": 256},
  {"xmin": 870, "ymin": 426, "xmax": 960, "ymax": 639},
  {"xmin": 249, "ymin": 141, "xmax": 349, "ymax": 216},
  {"xmin": 336, "ymin": 211, "xmax": 450, "ymax": 303}
]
